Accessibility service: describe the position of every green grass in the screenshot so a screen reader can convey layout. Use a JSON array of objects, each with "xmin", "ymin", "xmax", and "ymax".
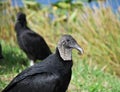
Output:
[
  {"xmin": 0, "ymin": 41, "xmax": 120, "ymax": 92},
  {"xmin": 0, "ymin": 41, "xmax": 28, "ymax": 91}
]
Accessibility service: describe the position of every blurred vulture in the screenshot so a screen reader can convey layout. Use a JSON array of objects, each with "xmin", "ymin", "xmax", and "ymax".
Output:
[
  {"xmin": 14, "ymin": 12, "xmax": 52, "ymax": 66},
  {"xmin": 88, "ymin": 0, "xmax": 92, "ymax": 2},
  {"xmin": 2, "ymin": 34, "xmax": 83, "ymax": 92},
  {"xmin": 0, "ymin": 44, "xmax": 4, "ymax": 59}
]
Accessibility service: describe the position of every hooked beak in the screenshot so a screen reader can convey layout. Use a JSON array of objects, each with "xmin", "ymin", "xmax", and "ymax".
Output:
[{"xmin": 73, "ymin": 44, "xmax": 84, "ymax": 55}]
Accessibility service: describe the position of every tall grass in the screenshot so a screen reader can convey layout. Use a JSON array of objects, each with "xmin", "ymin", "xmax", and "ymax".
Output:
[
  {"xmin": 1, "ymin": 1, "xmax": 120, "ymax": 75},
  {"xmin": 0, "ymin": 0, "xmax": 120, "ymax": 91}
]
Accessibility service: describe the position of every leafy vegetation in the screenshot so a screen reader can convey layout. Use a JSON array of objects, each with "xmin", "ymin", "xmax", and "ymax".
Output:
[{"xmin": 0, "ymin": 0, "xmax": 120, "ymax": 92}]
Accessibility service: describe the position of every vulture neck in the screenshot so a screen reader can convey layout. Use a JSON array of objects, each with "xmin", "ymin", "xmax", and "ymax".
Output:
[
  {"xmin": 57, "ymin": 46, "xmax": 72, "ymax": 61},
  {"xmin": 15, "ymin": 21, "xmax": 28, "ymax": 35},
  {"xmin": 55, "ymin": 48, "xmax": 73, "ymax": 69}
]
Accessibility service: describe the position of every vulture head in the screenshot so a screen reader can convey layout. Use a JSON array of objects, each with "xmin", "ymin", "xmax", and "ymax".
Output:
[
  {"xmin": 57, "ymin": 35, "xmax": 83, "ymax": 61},
  {"xmin": 16, "ymin": 12, "xmax": 27, "ymax": 25}
]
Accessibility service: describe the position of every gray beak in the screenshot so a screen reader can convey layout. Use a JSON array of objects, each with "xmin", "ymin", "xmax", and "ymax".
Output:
[{"xmin": 73, "ymin": 44, "xmax": 84, "ymax": 55}]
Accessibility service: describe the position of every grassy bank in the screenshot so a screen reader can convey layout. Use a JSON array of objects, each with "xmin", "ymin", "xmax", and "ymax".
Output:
[
  {"xmin": 0, "ymin": 0, "xmax": 120, "ymax": 91},
  {"xmin": 0, "ymin": 41, "xmax": 120, "ymax": 92}
]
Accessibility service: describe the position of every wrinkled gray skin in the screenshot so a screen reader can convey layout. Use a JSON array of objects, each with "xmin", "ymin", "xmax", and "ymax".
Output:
[{"xmin": 58, "ymin": 35, "xmax": 83, "ymax": 61}]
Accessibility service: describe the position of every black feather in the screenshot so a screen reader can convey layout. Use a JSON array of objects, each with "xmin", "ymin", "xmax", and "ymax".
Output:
[
  {"xmin": 0, "ymin": 44, "xmax": 4, "ymax": 59},
  {"xmin": 88, "ymin": 0, "xmax": 92, "ymax": 2},
  {"xmin": 15, "ymin": 12, "xmax": 52, "ymax": 64}
]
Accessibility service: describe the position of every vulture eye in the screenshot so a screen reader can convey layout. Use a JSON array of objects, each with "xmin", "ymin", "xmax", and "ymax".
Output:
[{"xmin": 66, "ymin": 39, "xmax": 70, "ymax": 42}]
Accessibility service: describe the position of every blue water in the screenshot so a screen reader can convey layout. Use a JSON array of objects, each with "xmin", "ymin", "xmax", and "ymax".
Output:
[
  {"xmin": 11, "ymin": 0, "xmax": 59, "ymax": 7},
  {"xmin": 11, "ymin": 0, "xmax": 120, "ymax": 12}
]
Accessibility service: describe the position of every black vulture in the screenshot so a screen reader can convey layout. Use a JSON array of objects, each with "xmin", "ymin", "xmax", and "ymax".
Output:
[
  {"xmin": 88, "ymin": 0, "xmax": 92, "ymax": 2},
  {"xmin": 15, "ymin": 12, "xmax": 52, "ymax": 66},
  {"xmin": 0, "ymin": 44, "xmax": 4, "ymax": 59},
  {"xmin": 2, "ymin": 34, "xmax": 83, "ymax": 92}
]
